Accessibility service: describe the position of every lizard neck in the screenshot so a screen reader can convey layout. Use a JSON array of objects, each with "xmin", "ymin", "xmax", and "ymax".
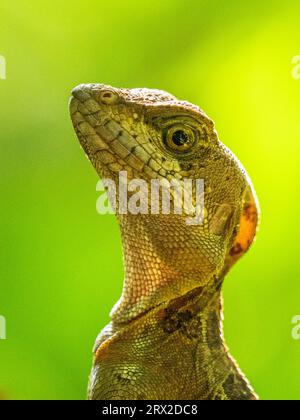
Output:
[
  {"xmin": 154, "ymin": 285, "xmax": 256, "ymax": 399},
  {"xmin": 111, "ymin": 214, "xmax": 222, "ymax": 324},
  {"xmin": 97, "ymin": 215, "xmax": 257, "ymax": 400},
  {"xmin": 92, "ymin": 281, "xmax": 256, "ymax": 400}
]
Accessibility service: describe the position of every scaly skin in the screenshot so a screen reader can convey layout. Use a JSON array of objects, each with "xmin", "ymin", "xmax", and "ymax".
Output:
[{"xmin": 69, "ymin": 84, "xmax": 260, "ymax": 400}]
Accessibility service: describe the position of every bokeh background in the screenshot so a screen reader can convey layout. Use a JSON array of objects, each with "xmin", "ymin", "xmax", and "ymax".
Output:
[{"xmin": 0, "ymin": 0, "xmax": 300, "ymax": 400}]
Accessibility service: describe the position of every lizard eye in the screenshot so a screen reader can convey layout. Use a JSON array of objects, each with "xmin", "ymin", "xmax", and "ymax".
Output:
[
  {"xmin": 99, "ymin": 89, "xmax": 119, "ymax": 105},
  {"xmin": 165, "ymin": 125, "xmax": 195, "ymax": 153}
]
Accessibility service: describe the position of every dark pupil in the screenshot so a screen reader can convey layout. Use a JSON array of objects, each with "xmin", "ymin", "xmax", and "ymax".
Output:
[{"xmin": 172, "ymin": 130, "xmax": 189, "ymax": 146}]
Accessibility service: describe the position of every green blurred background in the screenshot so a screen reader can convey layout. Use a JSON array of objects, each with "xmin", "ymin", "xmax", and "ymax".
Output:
[{"xmin": 0, "ymin": 0, "xmax": 299, "ymax": 400}]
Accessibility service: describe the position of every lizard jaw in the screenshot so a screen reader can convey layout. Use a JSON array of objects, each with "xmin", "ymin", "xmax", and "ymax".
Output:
[{"xmin": 69, "ymin": 83, "xmax": 156, "ymax": 182}]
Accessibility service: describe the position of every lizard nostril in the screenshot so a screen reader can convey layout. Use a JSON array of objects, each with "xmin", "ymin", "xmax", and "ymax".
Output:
[{"xmin": 99, "ymin": 90, "xmax": 119, "ymax": 105}]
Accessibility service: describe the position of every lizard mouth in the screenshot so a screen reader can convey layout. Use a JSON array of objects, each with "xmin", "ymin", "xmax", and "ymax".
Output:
[{"xmin": 69, "ymin": 84, "xmax": 149, "ymax": 180}]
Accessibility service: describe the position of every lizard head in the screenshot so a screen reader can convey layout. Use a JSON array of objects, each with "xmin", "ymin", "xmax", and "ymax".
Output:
[
  {"xmin": 70, "ymin": 84, "xmax": 259, "ymax": 321},
  {"xmin": 70, "ymin": 83, "xmax": 217, "ymax": 180}
]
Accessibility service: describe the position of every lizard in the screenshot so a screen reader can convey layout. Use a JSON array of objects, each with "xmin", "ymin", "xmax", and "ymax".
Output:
[{"xmin": 69, "ymin": 83, "xmax": 260, "ymax": 400}]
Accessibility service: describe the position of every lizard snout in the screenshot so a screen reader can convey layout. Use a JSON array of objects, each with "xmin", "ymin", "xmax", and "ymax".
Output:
[
  {"xmin": 71, "ymin": 83, "xmax": 120, "ymax": 106},
  {"xmin": 71, "ymin": 83, "xmax": 94, "ymax": 102}
]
